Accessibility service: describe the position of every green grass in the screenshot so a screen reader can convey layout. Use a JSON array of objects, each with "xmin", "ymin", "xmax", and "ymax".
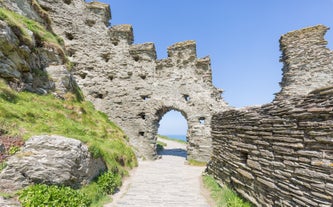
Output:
[
  {"xmin": 157, "ymin": 134, "xmax": 186, "ymax": 144},
  {"xmin": 0, "ymin": 7, "xmax": 63, "ymax": 49},
  {"xmin": 202, "ymin": 175, "xmax": 252, "ymax": 207},
  {"xmin": 156, "ymin": 140, "xmax": 167, "ymax": 151},
  {"xmin": 187, "ymin": 159, "xmax": 207, "ymax": 166},
  {"xmin": 0, "ymin": 79, "xmax": 137, "ymax": 206},
  {"xmin": 0, "ymin": 79, "xmax": 137, "ymax": 173}
]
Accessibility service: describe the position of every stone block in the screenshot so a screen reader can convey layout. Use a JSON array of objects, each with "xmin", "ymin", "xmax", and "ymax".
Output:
[{"xmin": 236, "ymin": 168, "xmax": 254, "ymax": 180}]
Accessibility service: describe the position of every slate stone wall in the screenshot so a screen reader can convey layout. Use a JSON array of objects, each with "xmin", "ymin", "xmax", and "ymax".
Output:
[
  {"xmin": 277, "ymin": 25, "xmax": 333, "ymax": 99},
  {"xmin": 208, "ymin": 25, "xmax": 333, "ymax": 206}
]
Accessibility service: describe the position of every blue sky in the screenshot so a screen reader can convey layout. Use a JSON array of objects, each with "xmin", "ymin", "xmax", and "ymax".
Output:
[{"xmin": 94, "ymin": 0, "xmax": 333, "ymax": 135}]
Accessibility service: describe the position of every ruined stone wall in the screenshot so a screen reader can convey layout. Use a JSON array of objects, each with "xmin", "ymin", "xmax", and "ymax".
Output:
[
  {"xmin": 277, "ymin": 25, "xmax": 333, "ymax": 99},
  {"xmin": 36, "ymin": 0, "xmax": 228, "ymax": 161},
  {"xmin": 208, "ymin": 26, "xmax": 333, "ymax": 206}
]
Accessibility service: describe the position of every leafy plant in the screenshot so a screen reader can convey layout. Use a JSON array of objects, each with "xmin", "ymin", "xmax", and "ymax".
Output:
[
  {"xmin": 19, "ymin": 184, "xmax": 91, "ymax": 207},
  {"xmin": 97, "ymin": 171, "xmax": 122, "ymax": 195},
  {"xmin": 8, "ymin": 146, "xmax": 20, "ymax": 155}
]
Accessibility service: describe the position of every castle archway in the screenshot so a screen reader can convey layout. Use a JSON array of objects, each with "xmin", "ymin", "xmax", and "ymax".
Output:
[
  {"xmin": 157, "ymin": 110, "xmax": 188, "ymax": 142},
  {"xmin": 137, "ymin": 103, "xmax": 212, "ymax": 162}
]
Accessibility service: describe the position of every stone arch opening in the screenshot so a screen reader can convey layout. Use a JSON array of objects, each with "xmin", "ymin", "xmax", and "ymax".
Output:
[
  {"xmin": 158, "ymin": 110, "xmax": 188, "ymax": 142},
  {"xmin": 153, "ymin": 107, "xmax": 189, "ymax": 159}
]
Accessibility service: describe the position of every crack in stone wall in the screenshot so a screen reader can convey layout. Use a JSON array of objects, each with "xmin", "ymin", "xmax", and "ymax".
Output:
[{"xmin": 36, "ymin": 0, "xmax": 229, "ymax": 161}]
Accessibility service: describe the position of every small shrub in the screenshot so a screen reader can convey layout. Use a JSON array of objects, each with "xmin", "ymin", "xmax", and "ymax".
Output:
[
  {"xmin": 19, "ymin": 184, "xmax": 91, "ymax": 207},
  {"xmin": 97, "ymin": 171, "xmax": 122, "ymax": 195},
  {"xmin": 8, "ymin": 146, "xmax": 20, "ymax": 155}
]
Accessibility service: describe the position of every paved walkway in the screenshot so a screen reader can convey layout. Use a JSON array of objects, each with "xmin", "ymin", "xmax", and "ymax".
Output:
[{"xmin": 105, "ymin": 139, "xmax": 211, "ymax": 207}]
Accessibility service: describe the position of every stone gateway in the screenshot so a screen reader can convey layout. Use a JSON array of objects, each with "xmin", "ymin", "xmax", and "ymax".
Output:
[{"xmin": 35, "ymin": 0, "xmax": 229, "ymax": 161}]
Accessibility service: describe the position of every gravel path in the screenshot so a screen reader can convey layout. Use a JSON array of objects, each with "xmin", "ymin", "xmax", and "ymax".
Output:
[{"xmin": 105, "ymin": 138, "xmax": 211, "ymax": 207}]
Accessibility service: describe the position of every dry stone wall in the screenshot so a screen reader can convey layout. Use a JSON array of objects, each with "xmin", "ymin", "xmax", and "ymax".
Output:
[
  {"xmin": 208, "ymin": 26, "xmax": 333, "ymax": 206},
  {"xmin": 277, "ymin": 25, "xmax": 333, "ymax": 99},
  {"xmin": 36, "ymin": 0, "xmax": 228, "ymax": 161}
]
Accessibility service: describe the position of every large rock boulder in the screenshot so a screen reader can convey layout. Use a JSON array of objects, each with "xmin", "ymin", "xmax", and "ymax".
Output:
[{"xmin": 0, "ymin": 135, "xmax": 106, "ymax": 192}]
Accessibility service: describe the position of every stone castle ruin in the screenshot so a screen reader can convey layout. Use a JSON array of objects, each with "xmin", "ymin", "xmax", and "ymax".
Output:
[
  {"xmin": 208, "ymin": 25, "xmax": 333, "ymax": 206},
  {"xmin": 1, "ymin": 0, "xmax": 333, "ymax": 206},
  {"xmin": 35, "ymin": 0, "xmax": 228, "ymax": 161}
]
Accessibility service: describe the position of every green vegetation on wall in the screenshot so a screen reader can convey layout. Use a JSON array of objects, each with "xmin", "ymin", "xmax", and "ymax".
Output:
[{"xmin": 0, "ymin": 7, "xmax": 63, "ymax": 51}]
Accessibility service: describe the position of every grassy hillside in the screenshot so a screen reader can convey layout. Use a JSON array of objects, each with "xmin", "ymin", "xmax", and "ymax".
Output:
[
  {"xmin": 0, "ymin": 79, "xmax": 137, "ymax": 206},
  {"xmin": 0, "ymin": 79, "xmax": 137, "ymax": 173}
]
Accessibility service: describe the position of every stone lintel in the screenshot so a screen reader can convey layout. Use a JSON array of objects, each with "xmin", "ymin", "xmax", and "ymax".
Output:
[{"xmin": 109, "ymin": 24, "xmax": 134, "ymax": 45}]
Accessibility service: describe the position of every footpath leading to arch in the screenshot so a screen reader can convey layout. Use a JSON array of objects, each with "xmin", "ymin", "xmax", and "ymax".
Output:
[{"xmin": 105, "ymin": 138, "xmax": 211, "ymax": 207}]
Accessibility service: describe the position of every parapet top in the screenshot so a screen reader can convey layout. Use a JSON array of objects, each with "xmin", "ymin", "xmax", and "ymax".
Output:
[
  {"xmin": 86, "ymin": 1, "xmax": 110, "ymax": 9},
  {"xmin": 129, "ymin": 43, "xmax": 157, "ymax": 60},
  {"xmin": 86, "ymin": 1, "xmax": 111, "ymax": 19},
  {"xmin": 109, "ymin": 24, "xmax": 134, "ymax": 44},
  {"xmin": 167, "ymin": 40, "xmax": 197, "ymax": 58},
  {"xmin": 86, "ymin": 1, "xmax": 111, "ymax": 26},
  {"xmin": 279, "ymin": 25, "xmax": 329, "ymax": 47}
]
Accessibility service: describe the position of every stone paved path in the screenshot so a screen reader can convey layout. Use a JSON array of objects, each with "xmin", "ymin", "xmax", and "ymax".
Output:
[{"xmin": 105, "ymin": 138, "xmax": 211, "ymax": 207}]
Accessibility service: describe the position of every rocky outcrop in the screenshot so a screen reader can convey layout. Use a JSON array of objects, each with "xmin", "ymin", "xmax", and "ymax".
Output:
[
  {"xmin": 208, "ymin": 26, "xmax": 333, "ymax": 206},
  {"xmin": 0, "ymin": 1, "xmax": 78, "ymax": 98},
  {"xmin": 34, "ymin": 0, "xmax": 229, "ymax": 161},
  {"xmin": 0, "ymin": 135, "xmax": 106, "ymax": 192}
]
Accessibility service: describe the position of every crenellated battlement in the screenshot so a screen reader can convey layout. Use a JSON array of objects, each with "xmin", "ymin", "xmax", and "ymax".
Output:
[
  {"xmin": 129, "ymin": 43, "xmax": 157, "ymax": 61},
  {"xmin": 86, "ymin": 1, "xmax": 111, "ymax": 26},
  {"xmin": 36, "ymin": 0, "xmax": 228, "ymax": 162},
  {"xmin": 109, "ymin": 24, "xmax": 134, "ymax": 45},
  {"xmin": 195, "ymin": 56, "xmax": 213, "ymax": 84},
  {"xmin": 167, "ymin": 40, "xmax": 197, "ymax": 59}
]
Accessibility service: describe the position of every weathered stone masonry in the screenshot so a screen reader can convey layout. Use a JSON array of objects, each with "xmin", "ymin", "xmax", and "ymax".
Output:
[
  {"xmin": 35, "ymin": 0, "xmax": 228, "ymax": 161},
  {"xmin": 208, "ymin": 25, "xmax": 333, "ymax": 206}
]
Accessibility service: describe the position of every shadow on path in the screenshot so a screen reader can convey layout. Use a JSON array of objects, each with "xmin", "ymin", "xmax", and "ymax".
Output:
[{"xmin": 158, "ymin": 148, "xmax": 187, "ymax": 158}]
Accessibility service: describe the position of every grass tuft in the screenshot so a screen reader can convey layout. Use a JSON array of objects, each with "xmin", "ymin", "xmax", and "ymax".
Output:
[
  {"xmin": 187, "ymin": 159, "xmax": 207, "ymax": 166},
  {"xmin": 0, "ymin": 7, "xmax": 64, "ymax": 58},
  {"xmin": 202, "ymin": 175, "xmax": 252, "ymax": 207}
]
